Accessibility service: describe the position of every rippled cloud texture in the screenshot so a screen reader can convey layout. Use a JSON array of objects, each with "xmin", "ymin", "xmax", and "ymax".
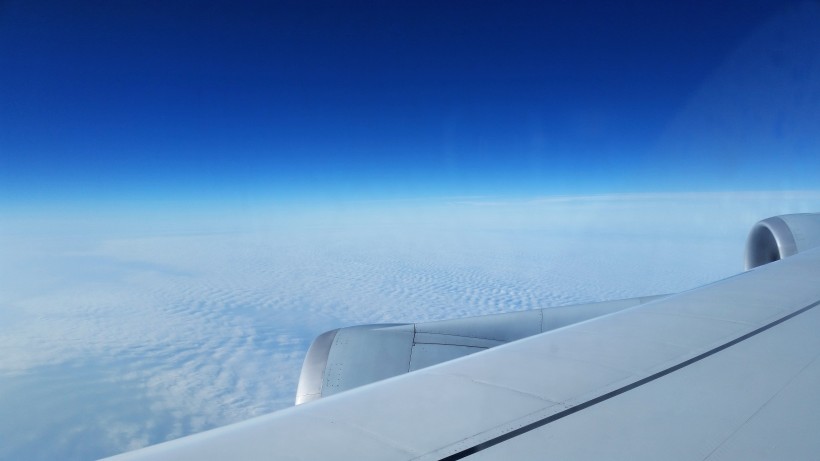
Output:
[{"xmin": 1, "ymin": 191, "xmax": 819, "ymax": 460}]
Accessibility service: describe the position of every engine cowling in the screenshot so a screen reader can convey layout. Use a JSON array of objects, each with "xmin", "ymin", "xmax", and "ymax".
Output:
[{"xmin": 745, "ymin": 213, "xmax": 820, "ymax": 270}]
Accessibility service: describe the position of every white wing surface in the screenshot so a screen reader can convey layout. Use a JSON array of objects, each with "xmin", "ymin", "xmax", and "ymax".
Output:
[{"xmin": 102, "ymin": 214, "xmax": 820, "ymax": 460}]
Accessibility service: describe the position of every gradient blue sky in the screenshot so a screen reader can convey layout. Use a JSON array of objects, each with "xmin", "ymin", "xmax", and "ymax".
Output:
[
  {"xmin": 2, "ymin": 4, "xmax": 820, "ymax": 458},
  {"xmin": 1, "ymin": 0, "xmax": 818, "ymax": 208}
]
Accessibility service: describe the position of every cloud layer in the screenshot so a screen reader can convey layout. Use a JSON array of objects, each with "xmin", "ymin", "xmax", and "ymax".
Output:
[{"xmin": 1, "ymin": 191, "xmax": 819, "ymax": 460}]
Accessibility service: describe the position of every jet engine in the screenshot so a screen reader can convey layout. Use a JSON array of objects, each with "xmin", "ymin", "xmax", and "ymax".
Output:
[{"xmin": 745, "ymin": 213, "xmax": 820, "ymax": 269}]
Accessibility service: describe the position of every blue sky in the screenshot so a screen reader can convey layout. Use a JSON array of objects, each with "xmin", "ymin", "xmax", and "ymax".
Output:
[
  {"xmin": 1, "ymin": 0, "xmax": 817, "ymax": 208},
  {"xmin": 2, "ymin": 3, "xmax": 820, "ymax": 458}
]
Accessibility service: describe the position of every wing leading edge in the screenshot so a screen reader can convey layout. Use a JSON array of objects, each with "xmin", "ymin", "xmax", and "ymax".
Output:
[{"xmin": 102, "ymin": 214, "xmax": 820, "ymax": 460}]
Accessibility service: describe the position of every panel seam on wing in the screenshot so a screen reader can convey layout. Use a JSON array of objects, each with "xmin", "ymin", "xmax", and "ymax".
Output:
[
  {"xmin": 640, "ymin": 309, "xmax": 766, "ymax": 326},
  {"xmin": 301, "ymin": 413, "xmax": 422, "ymax": 457},
  {"xmin": 701, "ymin": 352, "xmax": 820, "ymax": 461},
  {"xmin": 422, "ymin": 370, "xmax": 561, "ymax": 404}
]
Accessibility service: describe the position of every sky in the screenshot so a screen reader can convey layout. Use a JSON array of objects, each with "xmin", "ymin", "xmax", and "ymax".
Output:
[
  {"xmin": 2, "ymin": 0, "xmax": 819, "ymax": 209},
  {"xmin": 2, "ymin": 2, "xmax": 820, "ymax": 460}
]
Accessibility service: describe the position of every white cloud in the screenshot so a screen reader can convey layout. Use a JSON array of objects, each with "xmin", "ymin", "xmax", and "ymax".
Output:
[{"xmin": 1, "ymin": 192, "xmax": 818, "ymax": 460}]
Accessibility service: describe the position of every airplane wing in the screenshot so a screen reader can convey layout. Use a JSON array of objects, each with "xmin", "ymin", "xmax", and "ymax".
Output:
[{"xmin": 101, "ymin": 213, "xmax": 820, "ymax": 460}]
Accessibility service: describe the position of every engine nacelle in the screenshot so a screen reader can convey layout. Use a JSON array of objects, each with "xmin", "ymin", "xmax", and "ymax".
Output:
[
  {"xmin": 745, "ymin": 213, "xmax": 820, "ymax": 270},
  {"xmin": 294, "ymin": 295, "xmax": 665, "ymax": 405}
]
